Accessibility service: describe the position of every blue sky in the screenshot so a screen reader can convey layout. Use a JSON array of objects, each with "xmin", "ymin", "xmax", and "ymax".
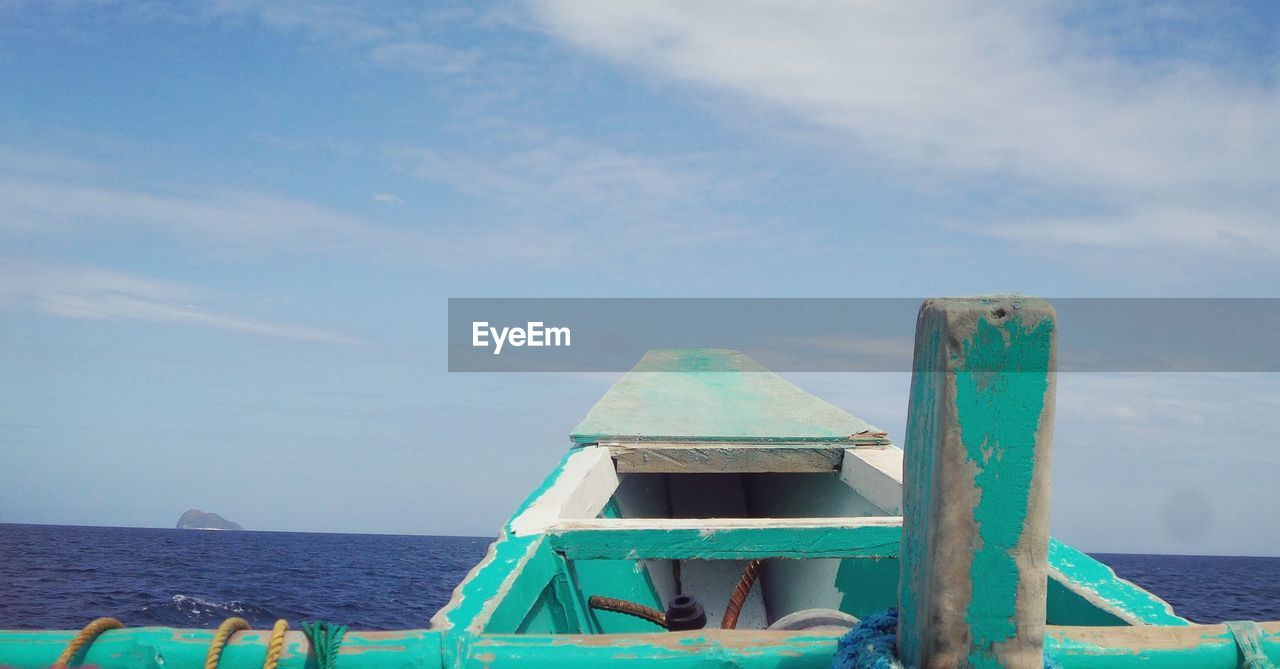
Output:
[{"xmin": 1, "ymin": 2, "xmax": 1277, "ymax": 554}]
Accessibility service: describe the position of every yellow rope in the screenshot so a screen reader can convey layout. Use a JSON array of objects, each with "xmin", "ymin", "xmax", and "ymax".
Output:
[
  {"xmin": 53, "ymin": 617, "xmax": 123, "ymax": 668},
  {"xmin": 204, "ymin": 617, "xmax": 251, "ymax": 669},
  {"xmin": 262, "ymin": 619, "xmax": 289, "ymax": 669}
]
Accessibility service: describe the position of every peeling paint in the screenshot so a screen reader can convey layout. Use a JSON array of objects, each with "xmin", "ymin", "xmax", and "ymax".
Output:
[
  {"xmin": 899, "ymin": 298, "xmax": 1056, "ymax": 669},
  {"xmin": 5, "ymin": 337, "xmax": 1278, "ymax": 669}
]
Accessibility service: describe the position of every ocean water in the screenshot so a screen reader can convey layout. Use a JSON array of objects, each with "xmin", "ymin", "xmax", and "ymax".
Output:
[
  {"xmin": 1, "ymin": 524, "xmax": 1277, "ymax": 629},
  {"xmin": 1094, "ymin": 552, "xmax": 1280, "ymax": 624},
  {"xmin": 0, "ymin": 524, "xmax": 490, "ymax": 630}
]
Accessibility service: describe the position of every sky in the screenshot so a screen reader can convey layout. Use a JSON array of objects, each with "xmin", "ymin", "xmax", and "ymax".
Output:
[{"xmin": 1, "ymin": 1, "xmax": 1277, "ymax": 555}]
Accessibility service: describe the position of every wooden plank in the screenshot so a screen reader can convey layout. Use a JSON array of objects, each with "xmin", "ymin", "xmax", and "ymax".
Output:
[
  {"xmin": 898, "ymin": 297, "xmax": 1057, "ymax": 669},
  {"xmin": 1046, "ymin": 622, "xmax": 1280, "ymax": 668},
  {"xmin": 430, "ymin": 534, "xmax": 544, "ymax": 633},
  {"xmin": 508, "ymin": 446, "xmax": 619, "ymax": 537},
  {"xmin": 463, "ymin": 631, "xmax": 843, "ymax": 669},
  {"xmin": 1046, "ymin": 539, "xmax": 1188, "ymax": 626},
  {"xmin": 609, "ymin": 442, "xmax": 844, "ymax": 473},
  {"xmin": 485, "ymin": 539, "xmax": 571, "ymax": 634},
  {"xmin": 547, "ymin": 517, "xmax": 902, "ymax": 560},
  {"xmin": 839, "ymin": 446, "xmax": 904, "ymax": 514},
  {"xmin": 437, "ymin": 447, "xmax": 619, "ymax": 633},
  {"xmin": 571, "ymin": 349, "xmax": 884, "ymax": 444},
  {"xmin": 0, "ymin": 628, "xmax": 450, "ymax": 669}
]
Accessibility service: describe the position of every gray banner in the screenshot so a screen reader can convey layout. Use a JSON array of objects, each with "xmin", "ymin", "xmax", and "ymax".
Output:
[{"xmin": 447, "ymin": 298, "xmax": 1280, "ymax": 372}]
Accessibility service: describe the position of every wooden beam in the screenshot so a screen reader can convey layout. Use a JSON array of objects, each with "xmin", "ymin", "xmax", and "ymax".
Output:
[
  {"xmin": 1047, "ymin": 622, "xmax": 1280, "ymax": 668},
  {"xmin": 463, "ymin": 631, "xmax": 842, "ymax": 669},
  {"xmin": 608, "ymin": 441, "xmax": 844, "ymax": 473},
  {"xmin": 898, "ymin": 297, "xmax": 1057, "ymax": 669},
  {"xmin": 1046, "ymin": 538, "xmax": 1188, "ymax": 626},
  {"xmin": 839, "ymin": 446, "xmax": 904, "ymax": 514},
  {"xmin": 508, "ymin": 446, "xmax": 619, "ymax": 537},
  {"xmin": 569, "ymin": 349, "xmax": 885, "ymax": 444},
  {"xmin": 0, "ymin": 627, "xmax": 449, "ymax": 669},
  {"xmin": 547, "ymin": 517, "xmax": 901, "ymax": 560}
]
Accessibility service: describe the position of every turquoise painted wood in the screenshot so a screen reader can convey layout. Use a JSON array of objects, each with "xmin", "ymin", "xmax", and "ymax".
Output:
[
  {"xmin": 0, "ymin": 628, "xmax": 445, "ymax": 669},
  {"xmin": 548, "ymin": 523, "xmax": 903, "ymax": 560},
  {"xmin": 899, "ymin": 297, "xmax": 1057, "ymax": 669},
  {"xmin": 2, "ymin": 624, "xmax": 1279, "ymax": 669},
  {"xmin": 1047, "ymin": 539, "xmax": 1188, "ymax": 626},
  {"xmin": 569, "ymin": 501, "xmax": 668, "ymax": 633},
  {"xmin": 4, "ymin": 301, "xmax": 1279, "ymax": 669},
  {"xmin": 571, "ymin": 349, "xmax": 881, "ymax": 444}
]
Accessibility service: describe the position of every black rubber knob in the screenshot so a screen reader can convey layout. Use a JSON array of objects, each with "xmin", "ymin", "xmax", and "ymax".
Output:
[{"xmin": 665, "ymin": 594, "xmax": 707, "ymax": 631}]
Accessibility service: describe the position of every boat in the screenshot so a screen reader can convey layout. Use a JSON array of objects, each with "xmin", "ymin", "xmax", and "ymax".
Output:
[{"xmin": 3, "ymin": 297, "xmax": 1276, "ymax": 668}]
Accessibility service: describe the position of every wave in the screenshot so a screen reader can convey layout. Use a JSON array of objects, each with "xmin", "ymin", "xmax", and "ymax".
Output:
[{"xmin": 137, "ymin": 594, "xmax": 278, "ymax": 627}]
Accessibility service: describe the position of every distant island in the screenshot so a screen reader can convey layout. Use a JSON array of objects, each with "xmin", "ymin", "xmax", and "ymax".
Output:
[{"xmin": 175, "ymin": 509, "xmax": 243, "ymax": 530}]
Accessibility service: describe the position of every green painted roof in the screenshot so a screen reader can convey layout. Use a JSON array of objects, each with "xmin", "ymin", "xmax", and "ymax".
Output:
[{"xmin": 571, "ymin": 349, "xmax": 881, "ymax": 444}]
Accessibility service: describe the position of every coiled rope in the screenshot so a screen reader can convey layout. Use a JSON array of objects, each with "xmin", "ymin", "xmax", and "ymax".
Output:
[
  {"xmin": 55, "ymin": 617, "xmax": 297, "ymax": 669},
  {"xmin": 53, "ymin": 617, "xmax": 123, "ymax": 668},
  {"xmin": 262, "ymin": 619, "xmax": 289, "ymax": 669},
  {"xmin": 204, "ymin": 617, "xmax": 250, "ymax": 669}
]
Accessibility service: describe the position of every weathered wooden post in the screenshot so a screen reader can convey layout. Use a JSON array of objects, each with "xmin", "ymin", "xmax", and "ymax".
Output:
[{"xmin": 898, "ymin": 297, "xmax": 1057, "ymax": 669}]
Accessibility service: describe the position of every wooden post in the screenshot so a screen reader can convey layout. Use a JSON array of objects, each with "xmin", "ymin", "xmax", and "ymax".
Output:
[{"xmin": 898, "ymin": 297, "xmax": 1057, "ymax": 669}]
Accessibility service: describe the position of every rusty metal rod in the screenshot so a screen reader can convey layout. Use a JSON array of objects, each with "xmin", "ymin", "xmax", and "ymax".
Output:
[
  {"xmin": 721, "ymin": 559, "xmax": 763, "ymax": 629},
  {"xmin": 587, "ymin": 595, "xmax": 668, "ymax": 629}
]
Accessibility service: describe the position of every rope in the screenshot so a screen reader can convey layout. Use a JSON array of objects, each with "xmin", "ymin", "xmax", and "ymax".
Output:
[
  {"xmin": 829, "ymin": 609, "xmax": 1062, "ymax": 669},
  {"xmin": 301, "ymin": 621, "xmax": 348, "ymax": 669},
  {"xmin": 204, "ymin": 617, "xmax": 250, "ymax": 669},
  {"xmin": 262, "ymin": 619, "xmax": 290, "ymax": 669},
  {"xmin": 1226, "ymin": 620, "xmax": 1277, "ymax": 669},
  {"xmin": 831, "ymin": 608, "xmax": 900, "ymax": 669},
  {"xmin": 721, "ymin": 559, "xmax": 762, "ymax": 629},
  {"xmin": 53, "ymin": 617, "xmax": 123, "ymax": 668},
  {"xmin": 587, "ymin": 595, "xmax": 668, "ymax": 629}
]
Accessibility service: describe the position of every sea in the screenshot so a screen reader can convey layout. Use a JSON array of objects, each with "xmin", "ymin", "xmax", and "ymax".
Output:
[{"xmin": 1, "ymin": 524, "xmax": 1277, "ymax": 629}]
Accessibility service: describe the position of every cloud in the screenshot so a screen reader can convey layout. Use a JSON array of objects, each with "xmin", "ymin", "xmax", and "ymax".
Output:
[
  {"xmin": 0, "ymin": 259, "xmax": 358, "ymax": 344},
  {"xmin": 388, "ymin": 129, "xmax": 780, "ymax": 256},
  {"xmin": 0, "ymin": 175, "xmax": 380, "ymax": 251},
  {"xmin": 0, "ymin": 1, "xmax": 484, "ymax": 76},
  {"xmin": 2, "ymin": 142, "xmax": 766, "ymax": 275},
  {"xmin": 530, "ymin": 2, "xmax": 1279, "ymax": 258},
  {"xmin": 367, "ymin": 40, "xmax": 479, "ymax": 75},
  {"xmin": 206, "ymin": 1, "xmax": 481, "ymax": 75},
  {"xmin": 399, "ymin": 135, "xmax": 706, "ymax": 209},
  {"xmin": 981, "ymin": 203, "xmax": 1280, "ymax": 257},
  {"xmin": 0, "ymin": 149, "xmax": 581, "ymax": 267}
]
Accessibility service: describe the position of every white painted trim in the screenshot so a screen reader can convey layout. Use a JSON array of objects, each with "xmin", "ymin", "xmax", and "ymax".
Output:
[
  {"xmin": 839, "ymin": 446, "xmax": 904, "ymax": 515},
  {"xmin": 549, "ymin": 516, "xmax": 903, "ymax": 532},
  {"xmin": 508, "ymin": 446, "xmax": 619, "ymax": 536}
]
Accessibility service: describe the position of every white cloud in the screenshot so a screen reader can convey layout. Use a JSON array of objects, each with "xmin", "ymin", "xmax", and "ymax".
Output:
[
  {"xmin": 530, "ymin": 1, "xmax": 1279, "ymax": 258},
  {"xmin": 367, "ymin": 40, "xmax": 479, "ymax": 75},
  {"xmin": 0, "ymin": 153, "xmax": 582, "ymax": 267},
  {"xmin": 0, "ymin": 260, "xmax": 357, "ymax": 344},
  {"xmin": 982, "ymin": 203, "xmax": 1280, "ymax": 256},
  {"xmin": 389, "ymin": 130, "xmax": 779, "ymax": 257},
  {"xmin": 206, "ymin": 1, "xmax": 481, "ymax": 75},
  {"xmin": 0, "ymin": 175, "xmax": 379, "ymax": 251},
  {"xmin": 399, "ymin": 135, "xmax": 706, "ymax": 208},
  {"xmin": 370, "ymin": 192, "xmax": 403, "ymax": 205}
]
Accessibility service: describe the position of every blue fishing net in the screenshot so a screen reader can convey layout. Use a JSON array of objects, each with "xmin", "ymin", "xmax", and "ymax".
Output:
[
  {"xmin": 830, "ymin": 609, "xmax": 1061, "ymax": 669},
  {"xmin": 831, "ymin": 609, "xmax": 900, "ymax": 669}
]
